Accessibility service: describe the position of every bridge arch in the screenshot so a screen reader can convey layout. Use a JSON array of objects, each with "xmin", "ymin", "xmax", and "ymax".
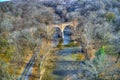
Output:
[
  {"xmin": 53, "ymin": 27, "xmax": 62, "ymax": 39},
  {"xmin": 64, "ymin": 25, "xmax": 75, "ymax": 31},
  {"xmin": 52, "ymin": 19, "xmax": 78, "ymax": 39},
  {"xmin": 62, "ymin": 25, "xmax": 75, "ymax": 38}
]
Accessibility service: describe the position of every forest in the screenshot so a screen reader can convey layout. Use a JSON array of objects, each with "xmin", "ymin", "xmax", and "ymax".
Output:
[{"xmin": 0, "ymin": 0, "xmax": 120, "ymax": 80}]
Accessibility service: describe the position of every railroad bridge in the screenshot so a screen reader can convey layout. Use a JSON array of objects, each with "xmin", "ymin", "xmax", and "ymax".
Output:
[{"xmin": 50, "ymin": 19, "xmax": 78, "ymax": 38}]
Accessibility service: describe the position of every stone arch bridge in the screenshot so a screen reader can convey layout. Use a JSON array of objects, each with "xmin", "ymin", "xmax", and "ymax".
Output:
[{"xmin": 49, "ymin": 19, "xmax": 78, "ymax": 38}]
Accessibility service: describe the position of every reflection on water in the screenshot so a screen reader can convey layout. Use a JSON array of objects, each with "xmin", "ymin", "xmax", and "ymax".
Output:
[
  {"xmin": 63, "ymin": 32, "xmax": 71, "ymax": 45},
  {"xmin": 53, "ymin": 27, "xmax": 82, "ymax": 80},
  {"xmin": 53, "ymin": 26, "xmax": 72, "ymax": 45},
  {"xmin": 63, "ymin": 26, "xmax": 72, "ymax": 45}
]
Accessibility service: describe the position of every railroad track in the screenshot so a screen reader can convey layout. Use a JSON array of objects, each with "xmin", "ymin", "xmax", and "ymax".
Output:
[{"xmin": 18, "ymin": 48, "xmax": 39, "ymax": 80}]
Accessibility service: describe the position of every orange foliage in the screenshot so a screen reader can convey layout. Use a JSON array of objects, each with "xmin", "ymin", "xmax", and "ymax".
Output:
[
  {"xmin": 8, "ymin": 66, "xmax": 14, "ymax": 74},
  {"xmin": 77, "ymin": 54, "xmax": 85, "ymax": 61},
  {"xmin": 0, "ymin": 54, "xmax": 10, "ymax": 62}
]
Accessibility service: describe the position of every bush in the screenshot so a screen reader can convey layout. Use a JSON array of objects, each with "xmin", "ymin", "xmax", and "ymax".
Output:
[
  {"xmin": 76, "ymin": 53, "xmax": 85, "ymax": 61},
  {"xmin": 104, "ymin": 45, "xmax": 118, "ymax": 55},
  {"xmin": 105, "ymin": 12, "xmax": 115, "ymax": 22},
  {"xmin": 42, "ymin": 71, "xmax": 55, "ymax": 80},
  {"xmin": 57, "ymin": 39, "xmax": 63, "ymax": 49},
  {"xmin": 96, "ymin": 46, "xmax": 105, "ymax": 61},
  {"xmin": 0, "ymin": 36, "xmax": 14, "ymax": 58}
]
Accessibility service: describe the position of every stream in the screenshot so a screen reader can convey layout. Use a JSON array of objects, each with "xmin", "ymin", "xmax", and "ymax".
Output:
[
  {"xmin": 18, "ymin": 27, "xmax": 82, "ymax": 80},
  {"xmin": 53, "ymin": 27, "xmax": 83, "ymax": 80}
]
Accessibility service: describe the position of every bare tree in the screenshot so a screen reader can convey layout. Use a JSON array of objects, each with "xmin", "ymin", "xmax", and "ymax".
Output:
[{"xmin": 76, "ymin": 13, "xmax": 112, "ymax": 60}]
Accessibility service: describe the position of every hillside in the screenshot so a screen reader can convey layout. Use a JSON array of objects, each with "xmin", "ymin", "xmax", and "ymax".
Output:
[{"xmin": 0, "ymin": 0, "xmax": 120, "ymax": 80}]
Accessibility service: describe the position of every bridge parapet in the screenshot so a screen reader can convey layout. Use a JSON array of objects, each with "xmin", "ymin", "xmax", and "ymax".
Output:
[
  {"xmin": 49, "ymin": 19, "xmax": 78, "ymax": 38},
  {"xmin": 52, "ymin": 19, "xmax": 78, "ymax": 32}
]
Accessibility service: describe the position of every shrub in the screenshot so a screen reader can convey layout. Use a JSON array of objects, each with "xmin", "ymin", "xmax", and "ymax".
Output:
[
  {"xmin": 104, "ymin": 45, "xmax": 118, "ymax": 55},
  {"xmin": 0, "ymin": 36, "xmax": 14, "ymax": 58},
  {"xmin": 57, "ymin": 39, "xmax": 63, "ymax": 49},
  {"xmin": 105, "ymin": 12, "xmax": 115, "ymax": 22},
  {"xmin": 42, "ymin": 71, "xmax": 55, "ymax": 80},
  {"xmin": 76, "ymin": 53, "xmax": 85, "ymax": 61},
  {"xmin": 96, "ymin": 46, "xmax": 106, "ymax": 61}
]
